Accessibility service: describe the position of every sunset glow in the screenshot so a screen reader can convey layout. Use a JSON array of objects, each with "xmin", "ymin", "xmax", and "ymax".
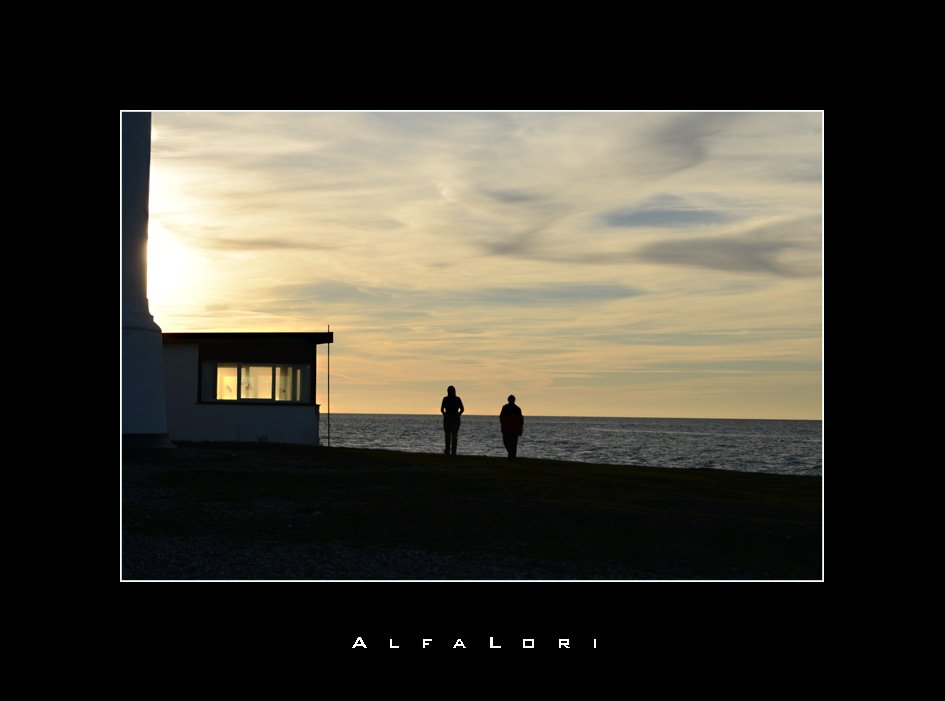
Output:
[{"xmin": 141, "ymin": 111, "xmax": 822, "ymax": 419}]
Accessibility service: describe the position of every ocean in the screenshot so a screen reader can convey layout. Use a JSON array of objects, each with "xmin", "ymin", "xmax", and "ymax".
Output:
[{"xmin": 322, "ymin": 414, "xmax": 823, "ymax": 478}]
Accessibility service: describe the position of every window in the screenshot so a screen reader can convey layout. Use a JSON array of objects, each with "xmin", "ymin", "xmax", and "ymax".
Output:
[{"xmin": 202, "ymin": 362, "xmax": 311, "ymax": 403}]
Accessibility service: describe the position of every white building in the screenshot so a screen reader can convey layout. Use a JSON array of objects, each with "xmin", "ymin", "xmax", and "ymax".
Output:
[
  {"xmin": 162, "ymin": 331, "xmax": 333, "ymax": 446},
  {"xmin": 122, "ymin": 111, "xmax": 175, "ymax": 457}
]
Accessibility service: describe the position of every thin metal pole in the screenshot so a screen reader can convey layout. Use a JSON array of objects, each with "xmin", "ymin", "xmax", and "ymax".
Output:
[{"xmin": 327, "ymin": 324, "xmax": 331, "ymax": 447}]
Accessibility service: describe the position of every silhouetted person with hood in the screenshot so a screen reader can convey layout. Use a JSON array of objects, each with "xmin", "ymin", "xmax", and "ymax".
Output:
[
  {"xmin": 440, "ymin": 386, "xmax": 465, "ymax": 456},
  {"xmin": 499, "ymin": 395, "xmax": 524, "ymax": 459}
]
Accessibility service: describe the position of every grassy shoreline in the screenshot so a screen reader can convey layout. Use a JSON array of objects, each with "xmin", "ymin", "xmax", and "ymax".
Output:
[{"xmin": 121, "ymin": 442, "xmax": 822, "ymax": 580}]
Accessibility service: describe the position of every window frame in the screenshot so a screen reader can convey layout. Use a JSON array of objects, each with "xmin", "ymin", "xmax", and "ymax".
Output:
[{"xmin": 200, "ymin": 360, "xmax": 313, "ymax": 404}]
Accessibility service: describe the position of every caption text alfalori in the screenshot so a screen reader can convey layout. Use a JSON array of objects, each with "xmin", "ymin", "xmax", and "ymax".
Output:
[{"xmin": 352, "ymin": 638, "xmax": 597, "ymax": 649}]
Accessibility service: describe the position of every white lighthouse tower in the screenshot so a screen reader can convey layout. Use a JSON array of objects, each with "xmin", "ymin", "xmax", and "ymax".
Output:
[{"xmin": 121, "ymin": 111, "xmax": 175, "ymax": 457}]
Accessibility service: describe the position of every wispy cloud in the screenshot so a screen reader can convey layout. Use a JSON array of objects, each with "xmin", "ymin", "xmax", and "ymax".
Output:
[
  {"xmin": 602, "ymin": 195, "xmax": 733, "ymax": 228},
  {"xmin": 637, "ymin": 216, "xmax": 821, "ymax": 277},
  {"xmin": 144, "ymin": 111, "xmax": 823, "ymax": 419}
]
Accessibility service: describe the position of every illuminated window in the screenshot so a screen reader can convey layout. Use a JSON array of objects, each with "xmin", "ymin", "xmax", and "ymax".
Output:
[
  {"xmin": 202, "ymin": 362, "xmax": 311, "ymax": 402},
  {"xmin": 216, "ymin": 363, "xmax": 239, "ymax": 400},
  {"xmin": 276, "ymin": 365, "xmax": 304, "ymax": 401}
]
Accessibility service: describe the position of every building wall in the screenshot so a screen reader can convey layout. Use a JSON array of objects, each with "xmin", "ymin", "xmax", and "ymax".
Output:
[
  {"xmin": 122, "ymin": 111, "xmax": 173, "ymax": 453},
  {"xmin": 163, "ymin": 342, "xmax": 321, "ymax": 446}
]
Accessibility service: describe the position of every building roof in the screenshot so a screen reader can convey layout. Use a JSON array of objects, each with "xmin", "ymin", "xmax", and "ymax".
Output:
[{"xmin": 162, "ymin": 331, "xmax": 333, "ymax": 345}]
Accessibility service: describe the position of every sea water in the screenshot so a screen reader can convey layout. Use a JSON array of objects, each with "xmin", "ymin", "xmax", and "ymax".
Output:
[{"xmin": 322, "ymin": 414, "xmax": 823, "ymax": 477}]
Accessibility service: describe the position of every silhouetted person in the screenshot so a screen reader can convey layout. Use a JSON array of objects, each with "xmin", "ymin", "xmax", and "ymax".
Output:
[
  {"xmin": 440, "ymin": 385, "xmax": 465, "ymax": 456},
  {"xmin": 499, "ymin": 395, "xmax": 524, "ymax": 459}
]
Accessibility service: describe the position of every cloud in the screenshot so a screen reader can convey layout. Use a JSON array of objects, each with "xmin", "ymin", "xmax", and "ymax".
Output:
[
  {"xmin": 272, "ymin": 280, "xmax": 641, "ymax": 313},
  {"xmin": 145, "ymin": 111, "xmax": 823, "ymax": 418},
  {"xmin": 480, "ymin": 188, "xmax": 544, "ymax": 204},
  {"xmin": 646, "ymin": 112, "xmax": 742, "ymax": 171},
  {"xmin": 637, "ymin": 235, "xmax": 813, "ymax": 277},
  {"xmin": 462, "ymin": 284, "xmax": 642, "ymax": 306},
  {"xmin": 603, "ymin": 195, "xmax": 732, "ymax": 228},
  {"xmin": 634, "ymin": 215, "xmax": 821, "ymax": 276}
]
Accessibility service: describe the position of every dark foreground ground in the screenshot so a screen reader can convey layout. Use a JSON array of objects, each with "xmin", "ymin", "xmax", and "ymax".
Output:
[{"xmin": 121, "ymin": 442, "xmax": 822, "ymax": 580}]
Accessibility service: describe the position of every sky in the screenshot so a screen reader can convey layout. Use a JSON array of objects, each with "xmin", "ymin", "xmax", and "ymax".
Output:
[{"xmin": 143, "ymin": 111, "xmax": 822, "ymax": 420}]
